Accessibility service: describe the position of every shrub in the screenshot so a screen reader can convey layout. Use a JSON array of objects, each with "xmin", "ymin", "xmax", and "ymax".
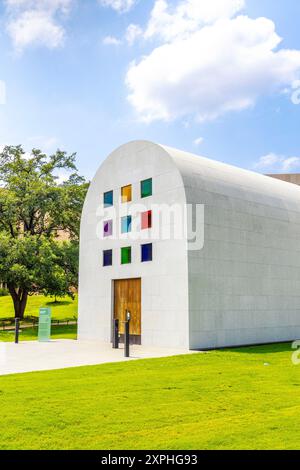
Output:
[{"xmin": 0, "ymin": 287, "xmax": 9, "ymax": 297}]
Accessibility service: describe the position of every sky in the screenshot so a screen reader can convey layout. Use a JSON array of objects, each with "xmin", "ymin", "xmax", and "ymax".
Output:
[{"xmin": 0, "ymin": 0, "xmax": 300, "ymax": 180}]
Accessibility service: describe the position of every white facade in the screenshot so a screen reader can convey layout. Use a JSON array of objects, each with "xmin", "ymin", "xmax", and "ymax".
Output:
[{"xmin": 78, "ymin": 140, "xmax": 300, "ymax": 349}]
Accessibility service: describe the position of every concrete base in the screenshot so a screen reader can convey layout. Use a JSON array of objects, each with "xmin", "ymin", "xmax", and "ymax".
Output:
[{"xmin": 0, "ymin": 340, "xmax": 195, "ymax": 376}]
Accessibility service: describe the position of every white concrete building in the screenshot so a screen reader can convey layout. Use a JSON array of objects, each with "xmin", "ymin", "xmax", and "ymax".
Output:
[{"xmin": 78, "ymin": 140, "xmax": 300, "ymax": 350}]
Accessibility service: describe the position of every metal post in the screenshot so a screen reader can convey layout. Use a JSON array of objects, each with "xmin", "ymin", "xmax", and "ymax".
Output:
[
  {"xmin": 15, "ymin": 317, "xmax": 20, "ymax": 344},
  {"xmin": 113, "ymin": 319, "xmax": 119, "ymax": 349},
  {"xmin": 124, "ymin": 320, "xmax": 130, "ymax": 357},
  {"xmin": 124, "ymin": 310, "xmax": 131, "ymax": 357}
]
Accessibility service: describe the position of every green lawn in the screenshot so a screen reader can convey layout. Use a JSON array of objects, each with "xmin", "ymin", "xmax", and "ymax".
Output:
[
  {"xmin": 0, "ymin": 294, "xmax": 77, "ymax": 322},
  {"xmin": 0, "ymin": 324, "xmax": 77, "ymax": 342},
  {"xmin": 0, "ymin": 342, "xmax": 299, "ymax": 450}
]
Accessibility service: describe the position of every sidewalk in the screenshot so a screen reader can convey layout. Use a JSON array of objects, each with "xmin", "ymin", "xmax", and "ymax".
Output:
[{"xmin": 0, "ymin": 340, "xmax": 196, "ymax": 376}]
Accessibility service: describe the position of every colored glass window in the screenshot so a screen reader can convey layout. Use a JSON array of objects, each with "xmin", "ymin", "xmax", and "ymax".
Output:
[
  {"xmin": 103, "ymin": 249, "xmax": 112, "ymax": 267},
  {"xmin": 121, "ymin": 215, "xmax": 132, "ymax": 233},
  {"xmin": 141, "ymin": 210, "xmax": 152, "ymax": 230},
  {"xmin": 121, "ymin": 246, "xmax": 131, "ymax": 265},
  {"xmin": 104, "ymin": 190, "xmax": 113, "ymax": 207},
  {"xmin": 141, "ymin": 243, "xmax": 152, "ymax": 262},
  {"xmin": 141, "ymin": 178, "xmax": 152, "ymax": 198},
  {"xmin": 103, "ymin": 219, "xmax": 113, "ymax": 237},
  {"xmin": 121, "ymin": 185, "xmax": 132, "ymax": 203}
]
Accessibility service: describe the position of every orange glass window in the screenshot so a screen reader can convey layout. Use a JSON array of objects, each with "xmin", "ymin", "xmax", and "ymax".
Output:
[
  {"xmin": 121, "ymin": 185, "xmax": 132, "ymax": 203},
  {"xmin": 141, "ymin": 210, "xmax": 152, "ymax": 230}
]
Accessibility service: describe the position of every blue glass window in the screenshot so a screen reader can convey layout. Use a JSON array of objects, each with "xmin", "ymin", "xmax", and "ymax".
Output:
[
  {"xmin": 104, "ymin": 190, "xmax": 113, "ymax": 207},
  {"xmin": 103, "ymin": 249, "xmax": 112, "ymax": 267},
  {"xmin": 141, "ymin": 243, "xmax": 152, "ymax": 262},
  {"xmin": 121, "ymin": 215, "xmax": 132, "ymax": 234}
]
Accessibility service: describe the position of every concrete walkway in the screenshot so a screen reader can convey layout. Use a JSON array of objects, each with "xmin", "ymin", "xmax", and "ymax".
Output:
[{"xmin": 0, "ymin": 340, "xmax": 195, "ymax": 376}]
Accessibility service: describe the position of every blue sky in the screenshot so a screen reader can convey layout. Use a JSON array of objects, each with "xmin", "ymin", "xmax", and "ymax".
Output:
[{"xmin": 0, "ymin": 0, "xmax": 300, "ymax": 179}]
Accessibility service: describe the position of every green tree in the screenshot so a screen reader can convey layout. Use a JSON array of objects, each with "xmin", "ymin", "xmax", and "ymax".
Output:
[
  {"xmin": 41, "ymin": 240, "xmax": 79, "ymax": 302},
  {"xmin": 0, "ymin": 146, "xmax": 88, "ymax": 319}
]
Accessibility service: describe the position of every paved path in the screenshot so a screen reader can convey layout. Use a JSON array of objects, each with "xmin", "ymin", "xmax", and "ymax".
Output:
[{"xmin": 0, "ymin": 340, "xmax": 195, "ymax": 376}]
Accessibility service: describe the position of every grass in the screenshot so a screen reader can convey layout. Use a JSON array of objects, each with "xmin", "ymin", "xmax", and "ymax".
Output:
[
  {"xmin": 0, "ymin": 324, "xmax": 77, "ymax": 342},
  {"xmin": 0, "ymin": 294, "xmax": 78, "ymax": 322},
  {"xmin": 0, "ymin": 342, "xmax": 299, "ymax": 450}
]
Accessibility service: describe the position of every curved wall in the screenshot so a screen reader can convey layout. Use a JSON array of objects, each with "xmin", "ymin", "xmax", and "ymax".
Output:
[{"xmin": 164, "ymin": 145, "xmax": 300, "ymax": 349}]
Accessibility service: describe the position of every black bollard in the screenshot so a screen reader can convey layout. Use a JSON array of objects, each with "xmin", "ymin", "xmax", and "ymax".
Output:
[
  {"xmin": 124, "ymin": 311, "xmax": 131, "ymax": 358},
  {"xmin": 113, "ymin": 318, "xmax": 119, "ymax": 349},
  {"xmin": 124, "ymin": 320, "xmax": 130, "ymax": 357},
  {"xmin": 15, "ymin": 317, "xmax": 20, "ymax": 344}
]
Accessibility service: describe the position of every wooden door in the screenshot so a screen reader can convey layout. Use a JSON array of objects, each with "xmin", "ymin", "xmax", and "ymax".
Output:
[{"xmin": 114, "ymin": 278, "xmax": 141, "ymax": 344}]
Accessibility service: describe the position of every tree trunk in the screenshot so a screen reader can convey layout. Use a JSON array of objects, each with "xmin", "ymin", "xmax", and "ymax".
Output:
[{"xmin": 7, "ymin": 285, "xmax": 28, "ymax": 319}]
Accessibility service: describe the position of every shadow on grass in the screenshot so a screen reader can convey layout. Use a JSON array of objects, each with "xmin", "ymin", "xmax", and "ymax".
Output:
[
  {"xmin": 0, "ymin": 324, "xmax": 77, "ymax": 342},
  {"xmin": 44, "ymin": 300, "xmax": 73, "ymax": 307},
  {"xmin": 219, "ymin": 342, "xmax": 293, "ymax": 355}
]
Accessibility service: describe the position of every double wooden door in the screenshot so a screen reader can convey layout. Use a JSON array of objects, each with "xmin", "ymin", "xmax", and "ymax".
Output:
[{"xmin": 113, "ymin": 278, "xmax": 141, "ymax": 345}]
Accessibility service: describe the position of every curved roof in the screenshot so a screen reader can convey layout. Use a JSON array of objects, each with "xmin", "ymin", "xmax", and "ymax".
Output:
[
  {"xmin": 154, "ymin": 142, "xmax": 300, "ymax": 214},
  {"xmin": 85, "ymin": 139, "xmax": 300, "ymax": 216}
]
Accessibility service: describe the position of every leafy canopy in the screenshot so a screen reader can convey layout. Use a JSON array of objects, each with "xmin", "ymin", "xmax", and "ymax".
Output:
[
  {"xmin": 0, "ymin": 146, "xmax": 88, "ymax": 317},
  {"xmin": 0, "ymin": 145, "xmax": 87, "ymax": 239}
]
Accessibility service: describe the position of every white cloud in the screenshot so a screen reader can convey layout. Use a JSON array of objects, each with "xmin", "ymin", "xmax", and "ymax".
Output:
[
  {"xmin": 193, "ymin": 137, "xmax": 204, "ymax": 146},
  {"xmin": 145, "ymin": 0, "xmax": 245, "ymax": 41},
  {"xmin": 254, "ymin": 153, "xmax": 280, "ymax": 170},
  {"xmin": 291, "ymin": 79, "xmax": 300, "ymax": 105},
  {"xmin": 98, "ymin": 0, "xmax": 137, "ymax": 13},
  {"xmin": 126, "ymin": 8, "xmax": 300, "ymax": 122},
  {"xmin": 5, "ymin": 0, "xmax": 73, "ymax": 51},
  {"xmin": 254, "ymin": 153, "xmax": 300, "ymax": 173},
  {"xmin": 7, "ymin": 10, "xmax": 65, "ymax": 51},
  {"xmin": 281, "ymin": 157, "xmax": 300, "ymax": 172},
  {"xmin": 126, "ymin": 24, "xmax": 142, "ymax": 45},
  {"xmin": 103, "ymin": 35, "xmax": 122, "ymax": 46},
  {"xmin": 6, "ymin": 0, "xmax": 73, "ymax": 13},
  {"xmin": 103, "ymin": 23, "xmax": 142, "ymax": 47}
]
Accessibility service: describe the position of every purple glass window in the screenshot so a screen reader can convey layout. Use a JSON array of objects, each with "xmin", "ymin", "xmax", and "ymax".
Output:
[{"xmin": 103, "ymin": 219, "xmax": 113, "ymax": 237}]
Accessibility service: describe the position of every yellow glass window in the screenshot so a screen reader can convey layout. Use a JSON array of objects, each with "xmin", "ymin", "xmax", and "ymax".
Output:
[{"xmin": 121, "ymin": 184, "xmax": 132, "ymax": 203}]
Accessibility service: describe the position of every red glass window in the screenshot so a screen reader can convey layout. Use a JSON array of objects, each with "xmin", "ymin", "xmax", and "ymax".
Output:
[{"xmin": 141, "ymin": 210, "xmax": 152, "ymax": 230}]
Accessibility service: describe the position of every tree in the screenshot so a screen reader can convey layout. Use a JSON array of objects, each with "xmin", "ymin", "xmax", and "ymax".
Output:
[
  {"xmin": 41, "ymin": 240, "xmax": 79, "ymax": 302},
  {"xmin": 0, "ymin": 146, "xmax": 88, "ymax": 319}
]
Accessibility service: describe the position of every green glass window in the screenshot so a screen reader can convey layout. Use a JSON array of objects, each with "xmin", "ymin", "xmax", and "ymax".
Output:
[
  {"xmin": 121, "ymin": 246, "xmax": 131, "ymax": 265},
  {"xmin": 141, "ymin": 178, "xmax": 152, "ymax": 198}
]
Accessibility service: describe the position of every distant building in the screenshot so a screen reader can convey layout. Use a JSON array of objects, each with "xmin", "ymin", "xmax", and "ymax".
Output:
[
  {"xmin": 78, "ymin": 141, "xmax": 300, "ymax": 350},
  {"xmin": 268, "ymin": 174, "xmax": 300, "ymax": 186}
]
